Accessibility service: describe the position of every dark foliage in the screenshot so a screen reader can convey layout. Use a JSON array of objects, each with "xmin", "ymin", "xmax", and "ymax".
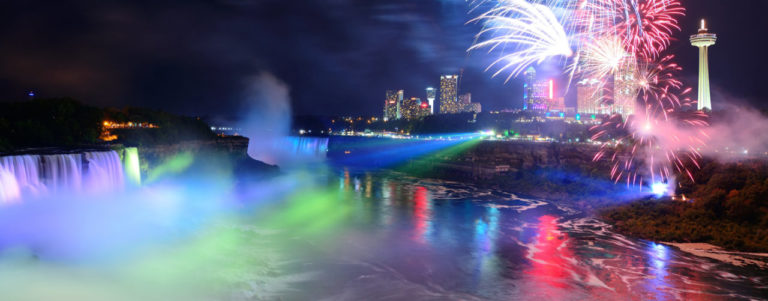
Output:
[
  {"xmin": 105, "ymin": 107, "xmax": 215, "ymax": 146},
  {"xmin": 0, "ymin": 99, "xmax": 217, "ymax": 152},
  {"xmin": 601, "ymin": 160, "xmax": 768, "ymax": 252},
  {"xmin": 0, "ymin": 98, "xmax": 102, "ymax": 152}
]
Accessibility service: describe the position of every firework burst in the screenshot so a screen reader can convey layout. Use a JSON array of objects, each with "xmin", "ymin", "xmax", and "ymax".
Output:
[
  {"xmin": 469, "ymin": 0, "xmax": 705, "ymax": 191},
  {"xmin": 468, "ymin": 0, "xmax": 574, "ymax": 81},
  {"xmin": 592, "ymin": 107, "xmax": 708, "ymax": 186},
  {"xmin": 601, "ymin": 0, "xmax": 685, "ymax": 58}
]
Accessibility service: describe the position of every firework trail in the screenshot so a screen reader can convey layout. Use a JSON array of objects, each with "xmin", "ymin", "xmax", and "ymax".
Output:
[{"xmin": 467, "ymin": 0, "xmax": 573, "ymax": 82}]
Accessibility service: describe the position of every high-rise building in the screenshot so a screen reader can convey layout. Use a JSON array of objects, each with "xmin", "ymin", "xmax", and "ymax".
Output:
[
  {"xmin": 550, "ymin": 97, "xmax": 565, "ymax": 112},
  {"xmin": 384, "ymin": 89, "xmax": 404, "ymax": 121},
  {"xmin": 523, "ymin": 67, "xmax": 536, "ymax": 110},
  {"xmin": 613, "ymin": 55, "xmax": 638, "ymax": 118},
  {"xmin": 457, "ymin": 93, "xmax": 481, "ymax": 113},
  {"xmin": 466, "ymin": 103, "xmax": 481, "ymax": 113},
  {"xmin": 426, "ymin": 87, "xmax": 436, "ymax": 115},
  {"xmin": 530, "ymin": 79, "xmax": 552, "ymax": 112},
  {"xmin": 577, "ymin": 78, "xmax": 604, "ymax": 115},
  {"xmin": 458, "ymin": 93, "xmax": 471, "ymax": 106},
  {"xmin": 399, "ymin": 97, "xmax": 431, "ymax": 120},
  {"xmin": 439, "ymin": 75, "xmax": 459, "ymax": 114},
  {"xmin": 418, "ymin": 99, "xmax": 432, "ymax": 117},
  {"xmin": 690, "ymin": 19, "xmax": 716, "ymax": 111}
]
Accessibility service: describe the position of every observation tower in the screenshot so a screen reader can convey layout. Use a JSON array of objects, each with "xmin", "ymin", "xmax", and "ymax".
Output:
[{"xmin": 690, "ymin": 19, "xmax": 717, "ymax": 111}]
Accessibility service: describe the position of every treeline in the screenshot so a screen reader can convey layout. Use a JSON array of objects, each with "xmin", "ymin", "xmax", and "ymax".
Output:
[
  {"xmin": 0, "ymin": 98, "xmax": 102, "ymax": 151},
  {"xmin": 0, "ymin": 98, "xmax": 215, "ymax": 152},
  {"xmin": 601, "ymin": 159, "xmax": 768, "ymax": 252},
  {"xmin": 104, "ymin": 107, "xmax": 214, "ymax": 146}
]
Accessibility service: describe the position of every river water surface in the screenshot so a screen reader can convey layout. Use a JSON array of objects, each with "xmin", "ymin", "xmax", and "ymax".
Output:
[
  {"xmin": 241, "ymin": 168, "xmax": 767, "ymax": 300},
  {"xmin": 0, "ymin": 161, "xmax": 766, "ymax": 300}
]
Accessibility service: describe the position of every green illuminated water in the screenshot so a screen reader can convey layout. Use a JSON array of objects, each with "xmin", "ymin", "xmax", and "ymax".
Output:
[{"xmin": 123, "ymin": 147, "xmax": 141, "ymax": 186}]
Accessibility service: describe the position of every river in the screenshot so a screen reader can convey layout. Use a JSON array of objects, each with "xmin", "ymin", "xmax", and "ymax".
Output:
[
  {"xmin": 234, "ymin": 168, "xmax": 767, "ymax": 300},
  {"xmin": 0, "ymin": 147, "xmax": 766, "ymax": 300}
]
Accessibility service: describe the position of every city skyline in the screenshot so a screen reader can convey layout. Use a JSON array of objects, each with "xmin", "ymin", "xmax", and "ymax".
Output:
[{"xmin": 0, "ymin": 1, "xmax": 764, "ymax": 118}]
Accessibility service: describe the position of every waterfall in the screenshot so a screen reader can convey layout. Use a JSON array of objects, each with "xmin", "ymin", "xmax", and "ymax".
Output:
[
  {"xmin": 124, "ymin": 147, "xmax": 141, "ymax": 186},
  {"xmin": 41, "ymin": 153, "xmax": 83, "ymax": 193},
  {"xmin": 0, "ymin": 150, "xmax": 129, "ymax": 203},
  {"xmin": 287, "ymin": 136, "xmax": 329, "ymax": 159},
  {"xmin": 84, "ymin": 151, "xmax": 125, "ymax": 193},
  {"xmin": 0, "ymin": 166, "xmax": 21, "ymax": 203},
  {"xmin": 0, "ymin": 155, "xmax": 45, "ymax": 198}
]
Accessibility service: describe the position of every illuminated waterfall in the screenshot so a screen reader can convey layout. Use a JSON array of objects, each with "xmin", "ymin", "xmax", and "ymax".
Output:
[
  {"xmin": 0, "ymin": 166, "xmax": 21, "ymax": 203},
  {"xmin": 287, "ymin": 136, "xmax": 329, "ymax": 159},
  {"xmin": 0, "ymin": 150, "xmax": 128, "ymax": 203},
  {"xmin": 123, "ymin": 147, "xmax": 142, "ymax": 186},
  {"xmin": 85, "ymin": 151, "xmax": 125, "ymax": 193}
]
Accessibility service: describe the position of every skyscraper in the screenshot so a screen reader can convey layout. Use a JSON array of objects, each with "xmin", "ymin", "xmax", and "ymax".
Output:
[
  {"xmin": 690, "ymin": 19, "xmax": 717, "ymax": 111},
  {"xmin": 577, "ymin": 78, "xmax": 604, "ymax": 115},
  {"xmin": 523, "ymin": 67, "xmax": 536, "ymax": 110},
  {"xmin": 530, "ymin": 79, "xmax": 552, "ymax": 112},
  {"xmin": 400, "ymin": 97, "xmax": 431, "ymax": 120},
  {"xmin": 439, "ymin": 75, "xmax": 459, "ymax": 114},
  {"xmin": 426, "ymin": 87, "xmax": 436, "ymax": 115},
  {"xmin": 613, "ymin": 55, "xmax": 638, "ymax": 119},
  {"xmin": 384, "ymin": 89, "xmax": 404, "ymax": 121},
  {"xmin": 458, "ymin": 93, "xmax": 471, "ymax": 106}
]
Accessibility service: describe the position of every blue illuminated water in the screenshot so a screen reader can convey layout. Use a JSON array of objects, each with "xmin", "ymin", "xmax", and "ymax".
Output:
[
  {"xmin": 0, "ymin": 152, "xmax": 766, "ymax": 300},
  {"xmin": 256, "ymin": 169, "xmax": 767, "ymax": 300}
]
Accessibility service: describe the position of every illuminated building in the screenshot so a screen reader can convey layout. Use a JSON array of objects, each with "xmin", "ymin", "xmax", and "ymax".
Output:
[
  {"xmin": 99, "ymin": 120, "xmax": 159, "ymax": 141},
  {"xmin": 530, "ymin": 79, "xmax": 552, "ymax": 112},
  {"xmin": 576, "ymin": 78, "xmax": 605, "ymax": 114},
  {"xmin": 426, "ymin": 87, "xmax": 436, "ymax": 115},
  {"xmin": 466, "ymin": 103, "xmax": 481, "ymax": 113},
  {"xmin": 690, "ymin": 19, "xmax": 716, "ymax": 111},
  {"xmin": 401, "ymin": 97, "xmax": 430, "ymax": 120},
  {"xmin": 458, "ymin": 93, "xmax": 471, "ymax": 106},
  {"xmin": 549, "ymin": 97, "xmax": 565, "ymax": 112},
  {"xmin": 522, "ymin": 67, "xmax": 554, "ymax": 113},
  {"xmin": 439, "ymin": 75, "xmax": 459, "ymax": 114},
  {"xmin": 384, "ymin": 89, "xmax": 404, "ymax": 121},
  {"xmin": 522, "ymin": 67, "xmax": 536, "ymax": 110},
  {"xmin": 613, "ymin": 55, "xmax": 638, "ymax": 118}
]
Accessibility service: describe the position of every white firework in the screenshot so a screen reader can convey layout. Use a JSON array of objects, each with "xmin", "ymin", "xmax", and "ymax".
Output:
[{"xmin": 468, "ymin": 0, "xmax": 573, "ymax": 82}]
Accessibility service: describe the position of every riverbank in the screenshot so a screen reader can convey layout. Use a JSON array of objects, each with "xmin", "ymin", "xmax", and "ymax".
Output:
[{"xmin": 663, "ymin": 242, "xmax": 768, "ymax": 269}]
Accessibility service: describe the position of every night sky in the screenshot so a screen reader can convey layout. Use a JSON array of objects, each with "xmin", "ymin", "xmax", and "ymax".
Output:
[{"xmin": 0, "ymin": 0, "xmax": 766, "ymax": 120}]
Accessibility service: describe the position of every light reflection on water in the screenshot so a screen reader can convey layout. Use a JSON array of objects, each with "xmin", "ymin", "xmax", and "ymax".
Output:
[
  {"xmin": 0, "ymin": 168, "xmax": 765, "ymax": 300},
  {"xmin": 317, "ymin": 170, "xmax": 767, "ymax": 300}
]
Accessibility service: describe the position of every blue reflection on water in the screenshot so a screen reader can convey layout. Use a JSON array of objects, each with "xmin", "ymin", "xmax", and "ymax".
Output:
[{"xmin": 646, "ymin": 242, "xmax": 670, "ymax": 298}]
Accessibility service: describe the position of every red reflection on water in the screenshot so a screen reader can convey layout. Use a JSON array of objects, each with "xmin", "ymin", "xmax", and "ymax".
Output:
[
  {"xmin": 524, "ymin": 215, "xmax": 578, "ymax": 293},
  {"xmin": 412, "ymin": 186, "xmax": 430, "ymax": 243}
]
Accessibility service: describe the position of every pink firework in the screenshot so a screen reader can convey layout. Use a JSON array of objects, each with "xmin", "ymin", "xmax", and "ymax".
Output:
[
  {"xmin": 636, "ymin": 54, "xmax": 689, "ymax": 118},
  {"xmin": 582, "ymin": 0, "xmax": 685, "ymax": 58},
  {"xmin": 614, "ymin": 0, "xmax": 685, "ymax": 58},
  {"xmin": 591, "ymin": 99, "xmax": 708, "ymax": 186}
]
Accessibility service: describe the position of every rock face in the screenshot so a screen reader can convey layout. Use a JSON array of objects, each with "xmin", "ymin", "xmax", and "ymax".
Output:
[
  {"xmin": 403, "ymin": 140, "xmax": 611, "ymax": 180},
  {"xmin": 463, "ymin": 141, "xmax": 602, "ymax": 170},
  {"xmin": 127, "ymin": 136, "xmax": 277, "ymax": 179}
]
